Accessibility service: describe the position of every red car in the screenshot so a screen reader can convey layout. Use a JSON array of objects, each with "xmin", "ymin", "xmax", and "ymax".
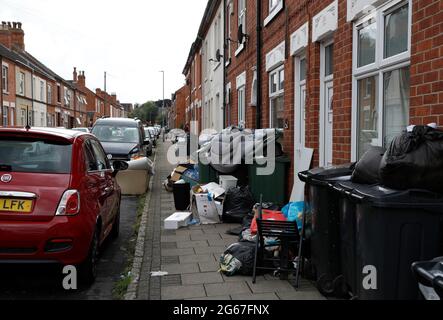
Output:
[{"xmin": 0, "ymin": 127, "xmax": 128, "ymax": 283}]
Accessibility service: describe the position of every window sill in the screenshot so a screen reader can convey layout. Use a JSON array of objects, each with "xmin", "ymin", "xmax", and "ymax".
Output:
[
  {"xmin": 2, "ymin": 91, "xmax": 9, "ymax": 95},
  {"xmin": 235, "ymin": 44, "xmax": 245, "ymax": 57},
  {"xmin": 225, "ymin": 58, "xmax": 231, "ymax": 68},
  {"xmin": 264, "ymin": 2, "xmax": 284, "ymax": 27}
]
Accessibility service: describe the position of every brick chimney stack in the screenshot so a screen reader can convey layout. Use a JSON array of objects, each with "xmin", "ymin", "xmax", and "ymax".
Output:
[
  {"xmin": 78, "ymin": 71, "xmax": 85, "ymax": 87},
  {"xmin": 73, "ymin": 67, "xmax": 78, "ymax": 82},
  {"xmin": 0, "ymin": 21, "xmax": 25, "ymax": 50}
]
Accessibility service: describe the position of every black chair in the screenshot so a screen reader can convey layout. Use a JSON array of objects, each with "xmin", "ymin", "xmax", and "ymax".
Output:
[{"xmin": 252, "ymin": 219, "xmax": 301, "ymax": 285}]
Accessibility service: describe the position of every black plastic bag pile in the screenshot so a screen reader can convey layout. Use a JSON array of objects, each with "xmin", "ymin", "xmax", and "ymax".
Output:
[
  {"xmin": 352, "ymin": 125, "xmax": 443, "ymax": 193},
  {"xmin": 380, "ymin": 125, "xmax": 443, "ymax": 193},
  {"xmin": 222, "ymin": 186, "xmax": 255, "ymax": 223}
]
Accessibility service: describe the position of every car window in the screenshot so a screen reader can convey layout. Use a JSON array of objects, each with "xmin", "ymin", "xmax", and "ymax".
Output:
[
  {"xmin": 89, "ymin": 139, "xmax": 110, "ymax": 171},
  {"xmin": 92, "ymin": 125, "xmax": 140, "ymax": 144},
  {"xmin": 0, "ymin": 137, "xmax": 72, "ymax": 174},
  {"xmin": 84, "ymin": 141, "xmax": 98, "ymax": 172}
]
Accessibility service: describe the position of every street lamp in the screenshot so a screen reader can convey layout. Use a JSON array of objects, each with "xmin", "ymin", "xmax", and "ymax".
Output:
[{"xmin": 160, "ymin": 70, "xmax": 165, "ymax": 141}]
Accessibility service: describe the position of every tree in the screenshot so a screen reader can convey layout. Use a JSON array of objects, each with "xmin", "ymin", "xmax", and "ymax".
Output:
[{"xmin": 129, "ymin": 101, "xmax": 159, "ymax": 125}]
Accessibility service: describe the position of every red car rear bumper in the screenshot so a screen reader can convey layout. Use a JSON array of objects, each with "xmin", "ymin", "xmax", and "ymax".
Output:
[{"xmin": 0, "ymin": 216, "xmax": 94, "ymax": 265}]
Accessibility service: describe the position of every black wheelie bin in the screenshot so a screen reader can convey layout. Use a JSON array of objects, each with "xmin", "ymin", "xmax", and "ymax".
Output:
[
  {"xmin": 338, "ymin": 182, "xmax": 443, "ymax": 300},
  {"xmin": 298, "ymin": 164, "xmax": 354, "ymax": 297}
]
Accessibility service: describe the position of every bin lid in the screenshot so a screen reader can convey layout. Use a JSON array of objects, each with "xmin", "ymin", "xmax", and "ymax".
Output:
[
  {"xmin": 298, "ymin": 163, "xmax": 354, "ymax": 185},
  {"xmin": 337, "ymin": 181, "xmax": 443, "ymax": 211}
]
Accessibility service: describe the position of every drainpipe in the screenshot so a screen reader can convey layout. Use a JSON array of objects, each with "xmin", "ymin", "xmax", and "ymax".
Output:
[
  {"xmin": 222, "ymin": 0, "xmax": 227, "ymax": 129},
  {"xmin": 0, "ymin": 55, "xmax": 3, "ymax": 126},
  {"xmin": 256, "ymin": 0, "xmax": 262, "ymax": 129}
]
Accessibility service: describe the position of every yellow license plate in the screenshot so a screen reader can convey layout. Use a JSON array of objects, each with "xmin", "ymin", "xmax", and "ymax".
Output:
[{"xmin": 0, "ymin": 199, "xmax": 34, "ymax": 213}]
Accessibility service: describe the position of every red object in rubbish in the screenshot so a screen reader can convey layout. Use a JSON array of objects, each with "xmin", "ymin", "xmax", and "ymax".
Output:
[{"xmin": 250, "ymin": 210, "xmax": 287, "ymax": 234}]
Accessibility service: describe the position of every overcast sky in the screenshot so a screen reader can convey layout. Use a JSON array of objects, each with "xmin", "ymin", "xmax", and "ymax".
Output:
[{"xmin": 1, "ymin": 0, "xmax": 207, "ymax": 104}]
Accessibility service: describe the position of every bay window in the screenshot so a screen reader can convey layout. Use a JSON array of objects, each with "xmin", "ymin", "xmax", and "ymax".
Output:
[{"xmin": 353, "ymin": 0, "xmax": 411, "ymax": 160}]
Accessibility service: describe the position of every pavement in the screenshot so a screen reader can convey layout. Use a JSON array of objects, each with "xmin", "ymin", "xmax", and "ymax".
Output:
[
  {"xmin": 0, "ymin": 196, "xmax": 139, "ymax": 300},
  {"xmin": 130, "ymin": 139, "xmax": 325, "ymax": 300}
]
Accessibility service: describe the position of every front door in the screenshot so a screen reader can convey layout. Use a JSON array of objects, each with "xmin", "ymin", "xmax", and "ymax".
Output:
[{"xmin": 294, "ymin": 57, "xmax": 307, "ymax": 174}]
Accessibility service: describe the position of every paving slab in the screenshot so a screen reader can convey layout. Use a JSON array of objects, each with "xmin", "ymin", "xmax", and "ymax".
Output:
[
  {"xmin": 180, "ymin": 254, "xmax": 217, "ymax": 264},
  {"xmin": 181, "ymin": 272, "xmax": 224, "ymax": 285},
  {"xmin": 161, "ymin": 263, "xmax": 200, "ymax": 275},
  {"xmin": 205, "ymin": 282, "xmax": 251, "ymax": 297},
  {"xmin": 194, "ymin": 246, "xmax": 227, "ymax": 255},
  {"xmin": 187, "ymin": 296, "xmax": 231, "ymax": 301},
  {"xmin": 246, "ymin": 279, "xmax": 296, "ymax": 294},
  {"xmin": 276, "ymin": 290, "xmax": 326, "ymax": 300},
  {"xmin": 199, "ymin": 260, "xmax": 221, "ymax": 272},
  {"xmin": 161, "ymin": 285, "xmax": 206, "ymax": 300},
  {"xmin": 190, "ymin": 233, "xmax": 223, "ymax": 241},
  {"xmin": 177, "ymin": 240, "xmax": 209, "ymax": 249},
  {"xmin": 161, "ymin": 248, "xmax": 195, "ymax": 257},
  {"xmin": 231, "ymin": 292, "xmax": 280, "ymax": 300}
]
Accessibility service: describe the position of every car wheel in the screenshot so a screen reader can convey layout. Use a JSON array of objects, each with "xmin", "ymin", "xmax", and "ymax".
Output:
[
  {"xmin": 110, "ymin": 209, "xmax": 120, "ymax": 239},
  {"xmin": 79, "ymin": 228, "xmax": 99, "ymax": 285}
]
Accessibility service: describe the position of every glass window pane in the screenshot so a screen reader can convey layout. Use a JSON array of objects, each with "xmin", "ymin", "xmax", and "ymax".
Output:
[
  {"xmin": 279, "ymin": 69, "xmax": 284, "ymax": 90},
  {"xmin": 383, "ymin": 67, "xmax": 410, "ymax": 146},
  {"xmin": 270, "ymin": 73, "xmax": 278, "ymax": 93},
  {"xmin": 271, "ymin": 95, "xmax": 284, "ymax": 128},
  {"xmin": 325, "ymin": 44, "xmax": 334, "ymax": 76},
  {"xmin": 384, "ymin": 4, "xmax": 409, "ymax": 58},
  {"xmin": 358, "ymin": 76, "xmax": 378, "ymax": 159},
  {"xmin": 358, "ymin": 21, "xmax": 376, "ymax": 67},
  {"xmin": 299, "ymin": 59, "xmax": 306, "ymax": 81}
]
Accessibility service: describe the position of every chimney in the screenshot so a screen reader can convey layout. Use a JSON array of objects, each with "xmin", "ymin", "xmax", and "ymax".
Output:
[
  {"xmin": 78, "ymin": 71, "xmax": 85, "ymax": 87},
  {"xmin": 73, "ymin": 67, "xmax": 78, "ymax": 82},
  {"xmin": 10, "ymin": 21, "xmax": 25, "ymax": 51},
  {"xmin": 111, "ymin": 93, "xmax": 117, "ymax": 104},
  {"xmin": 0, "ymin": 22, "xmax": 12, "ymax": 48}
]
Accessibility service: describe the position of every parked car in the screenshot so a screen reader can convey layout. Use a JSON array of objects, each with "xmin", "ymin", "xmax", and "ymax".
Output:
[
  {"xmin": 143, "ymin": 127, "xmax": 154, "ymax": 156},
  {"xmin": 92, "ymin": 118, "xmax": 152, "ymax": 195},
  {"xmin": 0, "ymin": 127, "xmax": 128, "ymax": 284},
  {"xmin": 147, "ymin": 126, "xmax": 157, "ymax": 147},
  {"xmin": 72, "ymin": 127, "xmax": 90, "ymax": 133},
  {"xmin": 92, "ymin": 118, "xmax": 150, "ymax": 160}
]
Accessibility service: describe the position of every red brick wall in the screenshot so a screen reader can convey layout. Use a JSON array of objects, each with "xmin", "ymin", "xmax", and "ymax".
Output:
[
  {"xmin": 410, "ymin": 0, "xmax": 443, "ymax": 126},
  {"xmin": 2, "ymin": 57, "xmax": 16, "ymax": 125}
]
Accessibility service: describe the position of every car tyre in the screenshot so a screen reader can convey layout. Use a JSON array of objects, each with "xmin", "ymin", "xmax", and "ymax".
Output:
[
  {"xmin": 110, "ymin": 209, "xmax": 120, "ymax": 239},
  {"xmin": 79, "ymin": 228, "xmax": 99, "ymax": 285}
]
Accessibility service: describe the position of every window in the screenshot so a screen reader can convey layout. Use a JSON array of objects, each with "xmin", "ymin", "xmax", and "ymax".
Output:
[
  {"xmin": 40, "ymin": 112, "xmax": 45, "ymax": 126},
  {"xmin": 238, "ymin": 0, "xmax": 246, "ymax": 48},
  {"xmin": 237, "ymin": 86, "xmax": 245, "ymax": 127},
  {"xmin": 57, "ymin": 84, "xmax": 61, "ymax": 103},
  {"xmin": 299, "ymin": 58, "xmax": 307, "ymax": 82},
  {"xmin": 226, "ymin": 2, "xmax": 232, "ymax": 63},
  {"xmin": 40, "ymin": 81, "xmax": 44, "ymax": 101},
  {"xmin": 2, "ymin": 65, "xmax": 8, "ymax": 93},
  {"xmin": 89, "ymin": 139, "xmax": 110, "ymax": 171},
  {"xmin": 269, "ymin": 66, "xmax": 284, "ymax": 128},
  {"xmin": 325, "ymin": 44, "xmax": 334, "ymax": 77},
  {"xmin": 2, "ymin": 106, "xmax": 8, "ymax": 125},
  {"xmin": 19, "ymin": 72, "xmax": 25, "ymax": 95},
  {"xmin": 251, "ymin": 70, "xmax": 257, "ymax": 106},
  {"xmin": 20, "ymin": 109, "xmax": 26, "ymax": 125},
  {"xmin": 269, "ymin": 0, "xmax": 282, "ymax": 13},
  {"xmin": 353, "ymin": 0, "xmax": 411, "ymax": 159},
  {"xmin": 47, "ymin": 85, "xmax": 52, "ymax": 104},
  {"xmin": 265, "ymin": 0, "xmax": 283, "ymax": 26}
]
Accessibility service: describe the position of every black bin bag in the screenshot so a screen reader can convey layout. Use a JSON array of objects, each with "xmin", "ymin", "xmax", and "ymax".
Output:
[
  {"xmin": 352, "ymin": 146, "xmax": 385, "ymax": 184},
  {"xmin": 222, "ymin": 186, "xmax": 255, "ymax": 223},
  {"xmin": 380, "ymin": 125, "xmax": 443, "ymax": 193}
]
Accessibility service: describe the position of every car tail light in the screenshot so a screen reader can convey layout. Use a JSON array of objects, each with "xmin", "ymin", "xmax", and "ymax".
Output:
[{"xmin": 56, "ymin": 190, "xmax": 80, "ymax": 216}]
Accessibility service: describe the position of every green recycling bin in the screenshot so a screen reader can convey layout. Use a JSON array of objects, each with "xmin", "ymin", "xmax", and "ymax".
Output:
[
  {"xmin": 247, "ymin": 156, "xmax": 290, "ymax": 205},
  {"xmin": 198, "ymin": 160, "xmax": 219, "ymax": 184}
]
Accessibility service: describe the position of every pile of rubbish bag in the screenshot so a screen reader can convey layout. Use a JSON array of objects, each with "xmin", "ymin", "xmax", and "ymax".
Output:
[
  {"xmin": 197, "ymin": 127, "xmax": 284, "ymax": 174},
  {"xmin": 352, "ymin": 124, "xmax": 443, "ymax": 194}
]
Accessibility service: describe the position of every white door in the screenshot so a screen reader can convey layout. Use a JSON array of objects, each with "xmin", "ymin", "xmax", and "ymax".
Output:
[
  {"xmin": 320, "ymin": 42, "xmax": 334, "ymax": 167},
  {"xmin": 323, "ymin": 81, "xmax": 334, "ymax": 166},
  {"xmin": 294, "ymin": 57, "xmax": 307, "ymax": 171}
]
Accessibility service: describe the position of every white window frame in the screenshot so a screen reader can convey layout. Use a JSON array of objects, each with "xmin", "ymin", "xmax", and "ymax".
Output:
[
  {"xmin": 351, "ymin": 0, "xmax": 412, "ymax": 161},
  {"xmin": 19, "ymin": 72, "xmax": 25, "ymax": 95},
  {"xmin": 237, "ymin": 85, "xmax": 246, "ymax": 127},
  {"xmin": 265, "ymin": 0, "xmax": 284, "ymax": 26},
  {"xmin": 40, "ymin": 80, "xmax": 45, "ymax": 102},
  {"xmin": 2, "ymin": 106, "xmax": 8, "ymax": 126},
  {"xmin": 2, "ymin": 64, "xmax": 8, "ymax": 93},
  {"xmin": 269, "ymin": 65, "xmax": 284, "ymax": 128},
  {"xmin": 236, "ymin": 0, "xmax": 246, "ymax": 56},
  {"xmin": 226, "ymin": 1, "xmax": 233, "ymax": 65},
  {"xmin": 47, "ymin": 84, "xmax": 52, "ymax": 104}
]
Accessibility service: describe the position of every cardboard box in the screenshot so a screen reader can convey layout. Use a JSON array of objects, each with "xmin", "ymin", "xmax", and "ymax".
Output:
[{"xmin": 164, "ymin": 212, "xmax": 192, "ymax": 230}]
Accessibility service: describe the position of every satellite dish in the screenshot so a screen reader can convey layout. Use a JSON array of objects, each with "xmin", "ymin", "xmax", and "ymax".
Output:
[
  {"xmin": 238, "ymin": 25, "xmax": 248, "ymax": 44},
  {"xmin": 215, "ymin": 49, "xmax": 223, "ymax": 62}
]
